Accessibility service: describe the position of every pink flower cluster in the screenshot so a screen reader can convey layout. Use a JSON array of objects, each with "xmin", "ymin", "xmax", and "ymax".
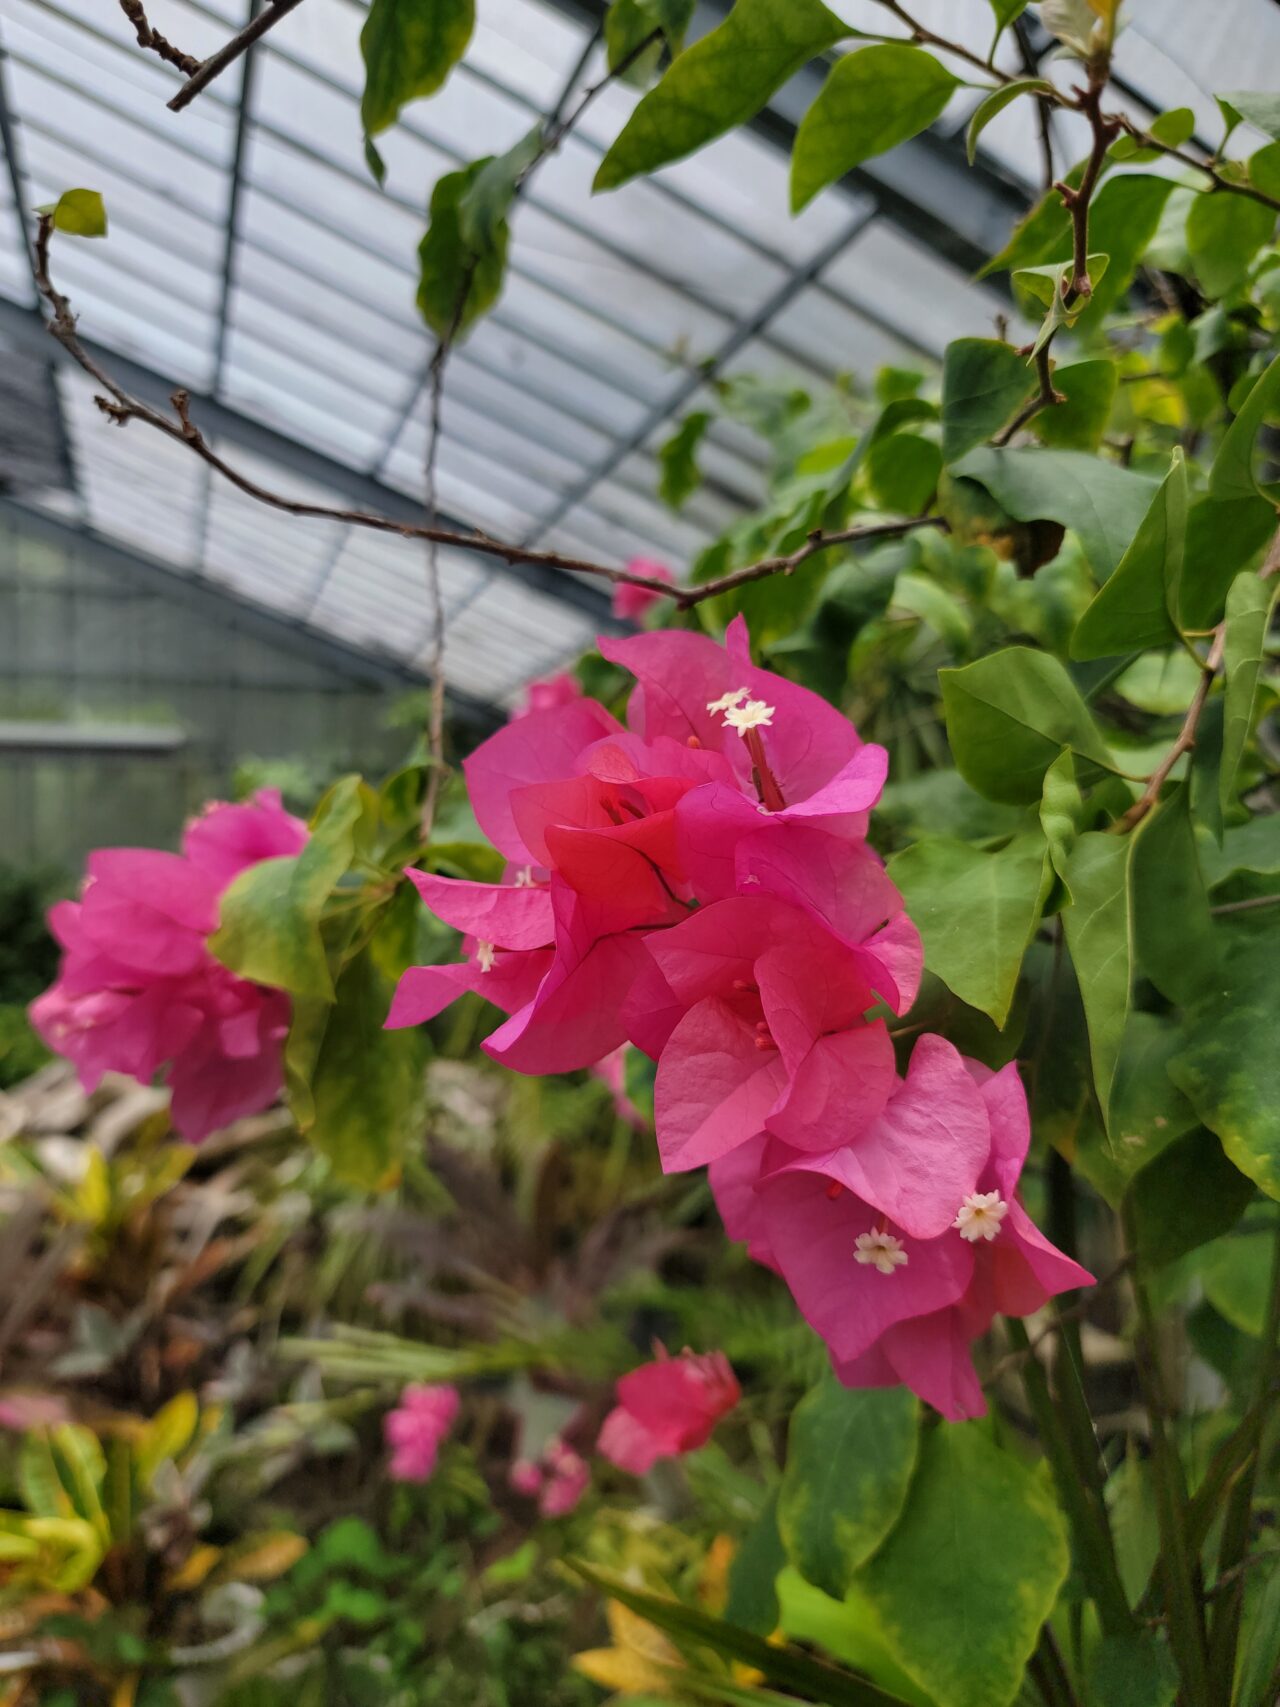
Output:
[
  {"xmin": 598, "ymin": 1347, "xmax": 740, "ymax": 1474},
  {"xmin": 509, "ymin": 1435, "xmax": 592, "ymax": 1516},
  {"xmin": 31, "ymin": 790, "xmax": 308, "ymax": 1143},
  {"xmin": 389, "ymin": 618, "xmax": 1091, "ymax": 1419},
  {"xmin": 384, "ymin": 1382, "xmax": 460, "ymax": 1482}
]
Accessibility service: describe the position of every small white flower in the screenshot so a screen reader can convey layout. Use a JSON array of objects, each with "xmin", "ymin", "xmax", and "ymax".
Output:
[
  {"xmin": 475, "ymin": 940, "xmax": 497, "ymax": 973},
  {"xmin": 952, "ymin": 1190, "xmax": 1008, "ymax": 1243},
  {"xmin": 724, "ymin": 697, "xmax": 775, "ymax": 734},
  {"xmin": 706, "ymin": 686, "xmax": 750, "ymax": 716},
  {"xmin": 854, "ymin": 1230, "xmax": 909, "ymax": 1275},
  {"xmin": 514, "ymin": 866, "xmax": 535, "ymax": 888}
]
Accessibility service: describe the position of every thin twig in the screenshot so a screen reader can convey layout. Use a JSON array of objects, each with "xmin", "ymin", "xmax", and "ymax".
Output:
[
  {"xmin": 416, "ymin": 24, "xmax": 619, "ymax": 836},
  {"xmin": 1056, "ymin": 72, "xmax": 1121, "ymax": 305},
  {"xmin": 1115, "ymin": 628, "xmax": 1225, "ymax": 831},
  {"xmin": 992, "ymin": 343, "xmax": 1064, "ymax": 445},
  {"xmin": 1211, "ymin": 892, "xmax": 1280, "ymax": 917},
  {"xmin": 117, "ymin": 0, "xmax": 201, "ymax": 75},
  {"xmin": 167, "ymin": 0, "xmax": 306, "ymax": 112},
  {"xmin": 871, "ymin": 0, "xmax": 1280, "ymax": 216},
  {"xmin": 30, "ymin": 217, "xmax": 942, "ymax": 617}
]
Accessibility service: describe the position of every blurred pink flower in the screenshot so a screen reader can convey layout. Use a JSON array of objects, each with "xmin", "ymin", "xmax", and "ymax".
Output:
[
  {"xmin": 513, "ymin": 671, "xmax": 584, "ymax": 721},
  {"xmin": 0, "ymin": 1391, "xmax": 70, "ymax": 1430},
  {"xmin": 384, "ymin": 1383, "xmax": 460, "ymax": 1483},
  {"xmin": 539, "ymin": 1438, "xmax": 591, "ymax": 1516},
  {"xmin": 592, "ymin": 1047, "xmax": 646, "ymax": 1130},
  {"xmin": 598, "ymin": 1347, "xmax": 739, "ymax": 1474},
  {"xmin": 613, "ymin": 558, "xmax": 674, "ymax": 621},
  {"xmin": 508, "ymin": 1458, "xmax": 544, "ymax": 1498},
  {"xmin": 30, "ymin": 791, "xmax": 307, "ymax": 1143},
  {"xmin": 509, "ymin": 1436, "xmax": 591, "ymax": 1516}
]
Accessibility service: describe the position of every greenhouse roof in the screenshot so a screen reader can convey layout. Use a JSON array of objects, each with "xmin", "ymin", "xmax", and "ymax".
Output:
[{"xmin": 1, "ymin": 0, "xmax": 1276, "ymax": 710}]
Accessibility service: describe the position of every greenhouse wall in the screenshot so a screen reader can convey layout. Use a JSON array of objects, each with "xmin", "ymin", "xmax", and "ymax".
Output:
[{"xmin": 0, "ymin": 509, "xmax": 410, "ymax": 873}]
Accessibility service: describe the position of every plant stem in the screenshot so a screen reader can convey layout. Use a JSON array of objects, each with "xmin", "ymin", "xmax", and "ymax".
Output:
[
  {"xmin": 1123, "ymin": 1206, "xmax": 1213, "ymax": 1703},
  {"xmin": 1205, "ymin": 1224, "xmax": 1280, "ymax": 1699},
  {"xmin": 1115, "ymin": 627, "xmax": 1225, "ymax": 831},
  {"xmin": 1006, "ymin": 1317, "xmax": 1133, "ymax": 1636}
]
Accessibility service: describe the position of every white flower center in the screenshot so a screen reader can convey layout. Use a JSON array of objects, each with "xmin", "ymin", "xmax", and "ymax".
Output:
[
  {"xmin": 514, "ymin": 866, "xmax": 535, "ymax": 887},
  {"xmin": 723, "ymin": 698, "xmax": 775, "ymax": 734},
  {"xmin": 475, "ymin": 940, "xmax": 496, "ymax": 973},
  {"xmin": 706, "ymin": 686, "xmax": 750, "ymax": 716},
  {"xmin": 854, "ymin": 1230, "xmax": 908, "ymax": 1275},
  {"xmin": 952, "ymin": 1191, "xmax": 1008, "ymax": 1243}
]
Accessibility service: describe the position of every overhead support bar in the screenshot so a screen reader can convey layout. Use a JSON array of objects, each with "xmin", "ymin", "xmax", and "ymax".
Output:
[{"xmin": 0, "ymin": 299, "xmax": 623, "ymax": 632}]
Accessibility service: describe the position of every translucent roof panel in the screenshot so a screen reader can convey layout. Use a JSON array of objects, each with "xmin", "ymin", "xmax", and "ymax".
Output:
[{"xmin": 3, "ymin": 0, "xmax": 1271, "ymax": 712}]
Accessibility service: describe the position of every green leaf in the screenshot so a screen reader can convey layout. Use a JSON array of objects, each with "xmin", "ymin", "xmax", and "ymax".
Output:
[
  {"xmin": 1071, "ymin": 449, "xmax": 1187, "ymax": 660},
  {"xmin": 1186, "ymin": 189, "xmax": 1276, "ymax": 298},
  {"xmin": 1249, "ymin": 139, "xmax": 1280, "ymax": 200},
  {"xmin": 1039, "ymin": 747, "xmax": 1083, "ymax": 897},
  {"xmin": 1199, "ymin": 813, "xmax": 1280, "ymax": 889},
  {"xmin": 1217, "ymin": 90, "xmax": 1280, "ymax": 140},
  {"xmin": 1014, "ymin": 254, "xmax": 1109, "ymax": 356},
  {"xmin": 865, "ymin": 434, "xmax": 941, "ymax": 515},
  {"xmin": 940, "ymin": 646, "xmax": 1116, "ymax": 805},
  {"xmin": 1171, "ymin": 910, "xmax": 1280, "ymax": 1200},
  {"xmin": 1178, "ymin": 494, "xmax": 1277, "ymax": 629},
  {"xmin": 37, "ymin": 188, "xmax": 107, "ymax": 237},
  {"xmin": 1061, "ymin": 830, "xmax": 1137, "ymax": 1125},
  {"xmin": 417, "ymin": 162, "xmax": 511, "ymax": 340},
  {"xmin": 360, "ymin": 0, "xmax": 474, "ymax": 179},
  {"xmin": 210, "ymin": 776, "xmax": 373, "ymax": 1001},
  {"xmin": 1085, "ymin": 1632, "xmax": 1179, "ymax": 1707},
  {"xmin": 595, "ymin": 0, "xmax": 847, "ymax": 192},
  {"xmin": 857, "ymin": 1425, "xmax": 1069, "ymax": 1707},
  {"xmin": 888, "ymin": 832, "xmax": 1047, "ymax": 1026},
  {"xmin": 1220, "ymin": 568, "xmax": 1279, "ymax": 814},
  {"xmin": 951, "ymin": 448, "xmax": 1157, "ymax": 581},
  {"xmin": 1236, "ymin": 1556, "xmax": 1280, "ymax": 1707},
  {"xmin": 790, "ymin": 44, "xmax": 957, "ymax": 212},
  {"xmin": 567, "ymin": 1562, "xmax": 910, "ymax": 1707},
  {"xmin": 1126, "ymin": 1127, "xmax": 1254, "ymax": 1266},
  {"xmin": 891, "ymin": 573, "xmax": 972, "ymax": 649},
  {"xmin": 458, "ymin": 127, "xmax": 540, "ymax": 254},
  {"xmin": 1197, "ymin": 1208, "xmax": 1275, "ymax": 1335},
  {"xmin": 1032, "ymin": 357, "xmax": 1116, "ymax": 451},
  {"xmin": 605, "ymin": 0, "xmax": 696, "ymax": 80},
  {"xmin": 288, "ymin": 886, "xmax": 427, "ymax": 1186},
  {"xmin": 1130, "ymin": 785, "xmax": 1215, "ymax": 1008},
  {"xmin": 985, "ymin": 174, "xmax": 1174, "ymax": 326},
  {"xmin": 940, "ymin": 339, "xmax": 1032, "ymax": 464},
  {"xmin": 1209, "ymin": 349, "xmax": 1280, "ymax": 503},
  {"xmin": 725, "ymin": 1492, "xmax": 785, "ymax": 1636},
  {"xmin": 986, "ymin": 0, "xmax": 1029, "ymax": 52},
  {"xmin": 1079, "ymin": 1012, "xmax": 1199, "ymax": 1205},
  {"xmin": 777, "ymin": 1379, "xmax": 917, "ymax": 1602},
  {"xmin": 659, "ymin": 410, "xmax": 711, "ymax": 510},
  {"xmin": 966, "ymin": 79, "xmax": 1050, "ymax": 166}
]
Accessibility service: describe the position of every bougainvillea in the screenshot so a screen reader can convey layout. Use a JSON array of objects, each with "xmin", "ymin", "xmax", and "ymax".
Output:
[
  {"xmin": 597, "ymin": 1348, "xmax": 740, "ymax": 1474},
  {"xmin": 386, "ymin": 620, "xmax": 1085, "ymax": 1414},
  {"xmin": 31, "ymin": 790, "xmax": 307, "ymax": 1141},
  {"xmin": 383, "ymin": 1382, "xmax": 460, "ymax": 1483}
]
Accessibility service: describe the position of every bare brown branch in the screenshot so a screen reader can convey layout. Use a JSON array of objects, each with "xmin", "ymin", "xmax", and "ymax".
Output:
[
  {"xmin": 1115, "ymin": 626, "xmax": 1226, "ymax": 832},
  {"xmin": 117, "ymin": 0, "xmax": 201, "ymax": 77},
  {"xmin": 167, "ymin": 0, "xmax": 306, "ymax": 113},
  {"xmin": 31, "ymin": 218, "xmax": 940, "ymax": 627},
  {"xmin": 992, "ymin": 343, "xmax": 1065, "ymax": 446}
]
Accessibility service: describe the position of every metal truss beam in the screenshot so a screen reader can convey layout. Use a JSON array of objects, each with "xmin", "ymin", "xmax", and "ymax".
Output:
[
  {"xmin": 0, "ymin": 298, "xmax": 622, "ymax": 632},
  {"xmin": 545, "ymin": 0, "xmax": 1030, "ymax": 278},
  {"xmin": 0, "ymin": 495, "xmax": 501, "ymax": 731}
]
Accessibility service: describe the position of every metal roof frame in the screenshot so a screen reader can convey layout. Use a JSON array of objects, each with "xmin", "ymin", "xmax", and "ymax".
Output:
[{"xmin": 0, "ymin": 492, "xmax": 502, "ymax": 734}]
